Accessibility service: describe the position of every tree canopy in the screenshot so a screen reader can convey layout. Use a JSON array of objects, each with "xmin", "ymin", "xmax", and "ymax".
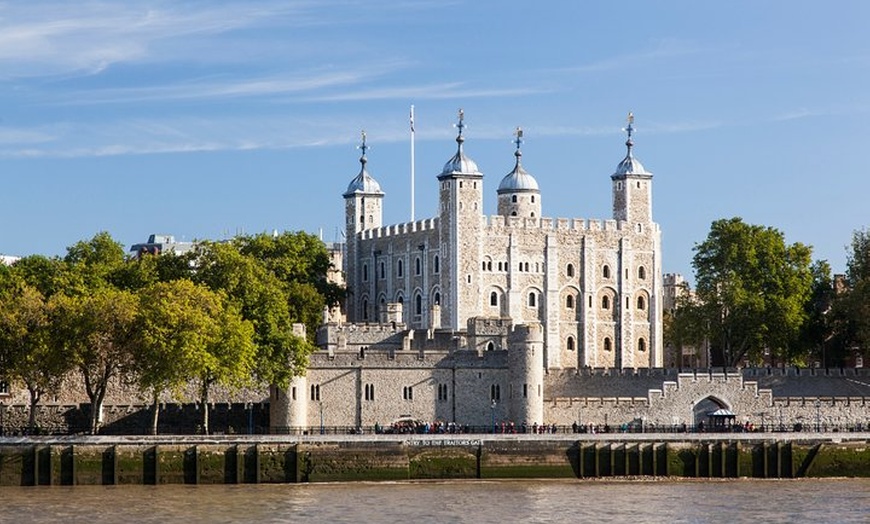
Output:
[{"xmin": 674, "ymin": 218, "xmax": 814, "ymax": 366}]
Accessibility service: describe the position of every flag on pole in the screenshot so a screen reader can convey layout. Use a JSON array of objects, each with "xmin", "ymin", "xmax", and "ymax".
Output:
[{"xmin": 410, "ymin": 105, "xmax": 415, "ymax": 133}]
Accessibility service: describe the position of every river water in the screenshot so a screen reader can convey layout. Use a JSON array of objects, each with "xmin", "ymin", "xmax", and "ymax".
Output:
[{"xmin": 1, "ymin": 479, "xmax": 867, "ymax": 523}]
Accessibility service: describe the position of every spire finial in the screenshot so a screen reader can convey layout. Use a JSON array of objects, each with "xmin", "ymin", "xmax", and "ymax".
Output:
[
  {"xmin": 455, "ymin": 108, "xmax": 466, "ymax": 146},
  {"xmin": 513, "ymin": 126, "xmax": 524, "ymax": 162},
  {"xmin": 358, "ymin": 129, "xmax": 368, "ymax": 165},
  {"xmin": 623, "ymin": 111, "xmax": 635, "ymax": 155}
]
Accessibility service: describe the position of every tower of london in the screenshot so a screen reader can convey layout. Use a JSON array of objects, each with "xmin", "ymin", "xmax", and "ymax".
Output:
[{"xmin": 271, "ymin": 111, "xmax": 665, "ymax": 430}]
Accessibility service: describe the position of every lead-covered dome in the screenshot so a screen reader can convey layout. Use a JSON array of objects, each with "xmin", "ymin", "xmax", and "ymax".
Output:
[
  {"xmin": 438, "ymin": 109, "xmax": 482, "ymax": 178},
  {"xmin": 343, "ymin": 132, "xmax": 383, "ymax": 197},
  {"xmin": 497, "ymin": 149, "xmax": 539, "ymax": 193}
]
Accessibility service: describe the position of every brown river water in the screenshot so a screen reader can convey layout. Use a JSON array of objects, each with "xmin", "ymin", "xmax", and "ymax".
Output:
[{"xmin": 0, "ymin": 478, "xmax": 867, "ymax": 523}]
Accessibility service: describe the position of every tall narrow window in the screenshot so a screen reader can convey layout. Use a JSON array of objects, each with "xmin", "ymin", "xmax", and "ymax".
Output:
[
  {"xmin": 567, "ymin": 336, "xmax": 575, "ymax": 351},
  {"xmin": 490, "ymin": 291, "xmax": 498, "ymax": 307},
  {"xmin": 604, "ymin": 338, "xmax": 612, "ymax": 352},
  {"xmin": 567, "ymin": 264, "xmax": 575, "ymax": 277},
  {"xmin": 602, "ymin": 296, "xmax": 610, "ymax": 309},
  {"xmin": 637, "ymin": 296, "xmax": 646, "ymax": 310},
  {"xmin": 566, "ymin": 295, "xmax": 574, "ymax": 309},
  {"xmin": 434, "ymin": 255, "xmax": 440, "ymax": 273},
  {"xmin": 434, "ymin": 292, "xmax": 441, "ymax": 305},
  {"xmin": 362, "ymin": 299, "xmax": 369, "ymax": 320},
  {"xmin": 638, "ymin": 339, "xmax": 646, "ymax": 352},
  {"xmin": 397, "ymin": 259, "xmax": 404, "ymax": 277},
  {"xmin": 363, "ymin": 264, "xmax": 369, "ymax": 282},
  {"xmin": 415, "ymin": 294, "xmax": 422, "ymax": 316},
  {"xmin": 603, "ymin": 265, "xmax": 610, "ymax": 279},
  {"xmin": 415, "ymin": 257, "xmax": 421, "ymax": 275},
  {"xmin": 310, "ymin": 384, "xmax": 321, "ymax": 401},
  {"xmin": 490, "ymin": 384, "xmax": 501, "ymax": 401},
  {"xmin": 403, "ymin": 386, "xmax": 414, "ymax": 400},
  {"xmin": 379, "ymin": 262, "xmax": 385, "ymax": 279},
  {"xmin": 528, "ymin": 292, "xmax": 537, "ymax": 307},
  {"xmin": 638, "ymin": 266, "xmax": 646, "ymax": 280},
  {"xmin": 487, "ymin": 341, "xmax": 495, "ymax": 351},
  {"xmin": 364, "ymin": 384, "xmax": 375, "ymax": 401}
]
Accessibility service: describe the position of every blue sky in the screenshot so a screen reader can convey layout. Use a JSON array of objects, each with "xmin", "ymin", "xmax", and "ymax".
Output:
[{"xmin": 0, "ymin": 1, "xmax": 867, "ymax": 284}]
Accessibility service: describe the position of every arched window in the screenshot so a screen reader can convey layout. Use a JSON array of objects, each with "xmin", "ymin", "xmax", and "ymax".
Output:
[
  {"xmin": 528, "ymin": 292, "xmax": 537, "ymax": 307},
  {"xmin": 531, "ymin": 195, "xmax": 535, "ymax": 203},
  {"xmin": 602, "ymin": 265, "xmax": 610, "ymax": 279},
  {"xmin": 566, "ymin": 295, "xmax": 574, "ymax": 309},
  {"xmin": 490, "ymin": 291, "xmax": 498, "ymax": 307},
  {"xmin": 362, "ymin": 299, "xmax": 369, "ymax": 320},
  {"xmin": 487, "ymin": 341, "xmax": 495, "ymax": 351},
  {"xmin": 530, "ymin": 212, "xmax": 535, "ymax": 217},
  {"xmin": 434, "ymin": 292, "xmax": 441, "ymax": 305},
  {"xmin": 567, "ymin": 336, "xmax": 575, "ymax": 351},
  {"xmin": 638, "ymin": 338, "xmax": 646, "ymax": 352},
  {"xmin": 397, "ymin": 259, "xmax": 404, "ymax": 277},
  {"xmin": 567, "ymin": 264, "xmax": 575, "ymax": 277},
  {"xmin": 487, "ymin": 261, "xmax": 492, "ymax": 271},
  {"xmin": 511, "ymin": 211, "xmax": 517, "ymax": 216},
  {"xmin": 415, "ymin": 294, "xmax": 422, "ymax": 316},
  {"xmin": 482, "ymin": 261, "xmax": 487, "ymax": 271},
  {"xmin": 511, "ymin": 195, "xmax": 518, "ymax": 203},
  {"xmin": 524, "ymin": 262, "xmax": 530, "ymax": 272},
  {"xmin": 604, "ymin": 337, "xmax": 612, "ymax": 352},
  {"xmin": 434, "ymin": 255, "xmax": 440, "ymax": 273},
  {"xmin": 602, "ymin": 295, "xmax": 610, "ymax": 309},
  {"xmin": 637, "ymin": 296, "xmax": 646, "ymax": 310},
  {"xmin": 638, "ymin": 266, "xmax": 646, "ymax": 280}
]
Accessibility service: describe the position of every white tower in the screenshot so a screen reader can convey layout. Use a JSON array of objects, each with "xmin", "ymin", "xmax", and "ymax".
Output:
[{"xmin": 343, "ymin": 131, "xmax": 384, "ymax": 322}]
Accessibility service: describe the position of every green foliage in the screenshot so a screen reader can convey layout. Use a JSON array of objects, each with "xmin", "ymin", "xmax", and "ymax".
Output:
[
  {"xmin": 829, "ymin": 228, "xmax": 870, "ymax": 365},
  {"xmin": 63, "ymin": 231, "xmax": 127, "ymax": 291},
  {"xmin": 50, "ymin": 287, "xmax": 139, "ymax": 434},
  {"xmin": 0, "ymin": 279, "xmax": 72, "ymax": 431},
  {"xmin": 685, "ymin": 217, "xmax": 814, "ymax": 366}
]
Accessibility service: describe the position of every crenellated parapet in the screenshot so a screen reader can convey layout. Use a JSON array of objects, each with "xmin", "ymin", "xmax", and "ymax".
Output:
[
  {"xmin": 359, "ymin": 217, "xmax": 440, "ymax": 240},
  {"xmin": 481, "ymin": 215, "xmax": 661, "ymax": 234}
]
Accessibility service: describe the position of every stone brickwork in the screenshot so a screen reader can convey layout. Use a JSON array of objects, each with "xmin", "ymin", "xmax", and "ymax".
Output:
[{"xmin": 341, "ymin": 114, "xmax": 663, "ymax": 370}]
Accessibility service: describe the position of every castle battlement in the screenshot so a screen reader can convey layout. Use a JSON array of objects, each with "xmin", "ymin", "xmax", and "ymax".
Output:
[
  {"xmin": 360, "ymin": 217, "xmax": 439, "ymax": 240},
  {"xmin": 481, "ymin": 215, "xmax": 661, "ymax": 235}
]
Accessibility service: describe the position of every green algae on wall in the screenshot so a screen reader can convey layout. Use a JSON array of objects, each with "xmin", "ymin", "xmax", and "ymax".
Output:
[{"xmin": 805, "ymin": 443, "xmax": 870, "ymax": 478}]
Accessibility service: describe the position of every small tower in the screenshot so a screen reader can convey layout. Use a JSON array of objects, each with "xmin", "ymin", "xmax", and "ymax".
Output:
[
  {"xmin": 437, "ymin": 109, "xmax": 484, "ymax": 329},
  {"xmin": 497, "ymin": 127, "xmax": 541, "ymax": 218},
  {"xmin": 343, "ymin": 131, "xmax": 384, "ymax": 322},
  {"xmin": 612, "ymin": 113, "xmax": 653, "ymax": 225},
  {"xmin": 508, "ymin": 322, "xmax": 544, "ymax": 425}
]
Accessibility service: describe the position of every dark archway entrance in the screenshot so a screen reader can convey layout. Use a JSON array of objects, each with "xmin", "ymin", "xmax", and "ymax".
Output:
[{"xmin": 693, "ymin": 396, "xmax": 727, "ymax": 430}]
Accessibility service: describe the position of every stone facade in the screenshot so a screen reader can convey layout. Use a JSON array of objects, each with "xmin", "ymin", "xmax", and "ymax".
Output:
[
  {"xmin": 269, "ymin": 113, "xmax": 868, "ymax": 432},
  {"xmin": 342, "ymin": 113, "xmax": 663, "ymax": 370}
]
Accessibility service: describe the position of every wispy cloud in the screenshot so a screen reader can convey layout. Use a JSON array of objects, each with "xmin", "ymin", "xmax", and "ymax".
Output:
[
  {"xmin": 0, "ymin": 1, "xmax": 343, "ymax": 78},
  {"xmin": 553, "ymin": 38, "xmax": 708, "ymax": 75},
  {"xmin": 301, "ymin": 83, "xmax": 553, "ymax": 103}
]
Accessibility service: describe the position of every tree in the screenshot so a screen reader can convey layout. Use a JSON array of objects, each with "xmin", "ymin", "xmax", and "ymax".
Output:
[
  {"xmin": 829, "ymin": 228, "xmax": 870, "ymax": 365},
  {"xmin": 191, "ymin": 241, "xmax": 315, "ymax": 390},
  {"xmin": 794, "ymin": 261, "xmax": 836, "ymax": 367},
  {"xmin": 51, "ymin": 288, "xmax": 139, "ymax": 434},
  {"xmin": 0, "ymin": 280, "xmax": 72, "ymax": 433},
  {"xmin": 63, "ymin": 231, "xmax": 127, "ymax": 291},
  {"xmin": 688, "ymin": 218, "xmax": 814, "ymax": 366},
  {"xmin": 236, "ymin": 232, "xmax": 344, "ymax": 338},
  {"xmin": 133, "ymin": 279, "xmax": 255, "ymax": 435}
]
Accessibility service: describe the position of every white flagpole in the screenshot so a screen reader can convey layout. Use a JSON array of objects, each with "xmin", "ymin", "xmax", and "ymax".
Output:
[{"xmin": 410, "ymin": 104, "xmax": 416, "ymax": 222}]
